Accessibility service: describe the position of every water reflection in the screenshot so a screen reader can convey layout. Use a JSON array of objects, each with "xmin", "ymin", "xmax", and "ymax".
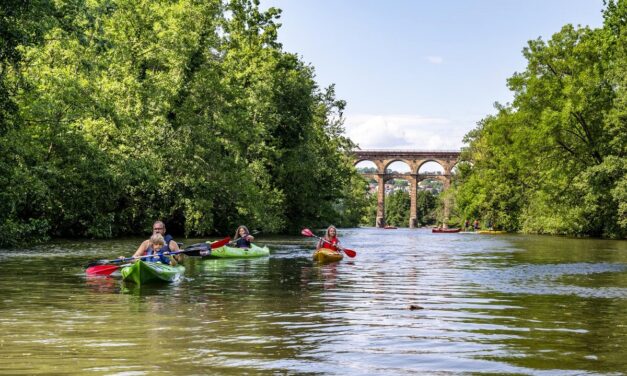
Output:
[{"xmin": 0, "ymin": 229, "xmax": 625, "ymax": 374}]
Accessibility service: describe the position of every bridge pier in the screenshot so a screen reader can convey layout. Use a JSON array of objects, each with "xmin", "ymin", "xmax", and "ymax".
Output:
[
  {"xmin": 409, "ymin": 176, "xmax": 417, "ymax": 228},
  {"xmin": 376, "ymin": 174, "xmax": 386, "ymax": 228}
]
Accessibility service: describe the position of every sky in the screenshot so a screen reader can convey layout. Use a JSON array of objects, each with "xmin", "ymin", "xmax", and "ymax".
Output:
[{"xmin": 259, "ymin": 0, "xmax": 605, "ymax": 151}]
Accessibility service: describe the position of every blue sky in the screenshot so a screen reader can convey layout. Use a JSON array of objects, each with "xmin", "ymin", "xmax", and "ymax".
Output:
[{"xmin": 260, "ymin": 0, "xmax": 605, "ymax": 150}]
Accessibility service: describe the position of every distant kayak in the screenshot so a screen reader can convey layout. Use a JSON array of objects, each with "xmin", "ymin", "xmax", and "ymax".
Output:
[
  {"xmin": 313, "ymin": 248, "xmax": 343, "ymax": 263},
  {"xmin": 204, "ymin": 243, "xmax": 270, "ymax": 258},
  {"xmin": 432, "ymin": 228, "xmax": 461, "ymax": 233},
  {"xmin": 384, "ymin": 225, "xmax": 398, "ymax": 229},
  {"xmin": 121, "ymin": 260, "xmax": 185, "ymax": 285},
  {"xmin": 476, "ymin": 230, "xmax": 507, "ymax": 234}
]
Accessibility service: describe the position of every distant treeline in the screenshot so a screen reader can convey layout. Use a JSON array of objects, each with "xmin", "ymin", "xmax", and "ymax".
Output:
[
  {"xmin": 0, "ymin": 0, "xmax": 369, "ymax": 246},
  {"xmin": 449, "ymin": 0, "xmax": 626, "ymax": 238}
]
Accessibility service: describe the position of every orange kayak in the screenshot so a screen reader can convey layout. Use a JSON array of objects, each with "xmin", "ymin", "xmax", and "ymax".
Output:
[{"xmin": 313, "ymin": 248, "xmax": 343, "ymax": 263}]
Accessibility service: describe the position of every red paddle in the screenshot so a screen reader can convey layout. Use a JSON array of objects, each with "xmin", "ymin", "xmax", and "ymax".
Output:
[
  {"xmin": 300, "ymin": 228, "xmax": 356, "ymax": 258},
  {"xmin": 85, "ymin": 264, "xmax": 124, "ymax": 276}
]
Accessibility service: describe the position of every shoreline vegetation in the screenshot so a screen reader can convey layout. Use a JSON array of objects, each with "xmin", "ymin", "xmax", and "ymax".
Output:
[
  {"xmin": 0, "ymin": 0, "xmax": 370, "ymax": 247},
  {"xmin": 1, "ymin": 0, "xmax": 625, "ymax": 247},
  {"xmin": 447, "ymin": 1, "xmax": 626, "ymax": 239}
]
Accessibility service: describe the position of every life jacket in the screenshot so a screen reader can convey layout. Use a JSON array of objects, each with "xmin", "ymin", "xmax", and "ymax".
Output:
[
  {"xmin": 236, "ymin": 236, "xmax": 251, "ymax": 248},
  {"xmin": 321, "ymin": 236, "xmax": 339, "ymax": 252},
  {"xmin": 144, "ymin": 234, "xmax": 174, "ymax": 264}
]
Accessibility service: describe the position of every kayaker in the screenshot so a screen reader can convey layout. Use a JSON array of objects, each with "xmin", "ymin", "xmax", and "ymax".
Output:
[
  {"xmin": 473, "ymin": 219, "xmax": 480, "ymax": 231},
  {"xmin": 317, "ymin": 225, "xmax": 341, "ymax": 252},
  {"xmin": 143, "ymin": 233, "xmax": 177, "ymax": 265},
  {"xmin": 233, "ymin": 225, "xmax": 255, "ymax": 248},
  {"xmin": 133, "ymin": 221, "xmax": 181, "ymax": 262}
]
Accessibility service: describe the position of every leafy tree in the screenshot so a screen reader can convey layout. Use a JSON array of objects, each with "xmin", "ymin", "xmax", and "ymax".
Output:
[
  {"xmin": 416, "ymin": 190, "xmax": 437, "ymax": 226},
  {"xmin": 0, "ymin": 0, "xmax": 370, "ymax": 246},
  {"xmin": 385, "ymin": 190, "xmax": 410, "ymax": 227},
  {"xmin": 455, "ymin": 1, "xmax": 626, "ymax": 238}
]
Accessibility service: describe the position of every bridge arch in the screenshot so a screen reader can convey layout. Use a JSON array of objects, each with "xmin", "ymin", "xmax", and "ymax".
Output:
[{"xmin": 352, "ymin": 149, "xmax": 461, "ymax": 228}]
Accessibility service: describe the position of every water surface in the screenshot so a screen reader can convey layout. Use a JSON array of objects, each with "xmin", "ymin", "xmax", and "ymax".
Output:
[{"xmin": 0, "ymin": 228, "xmax": 626, "ymax": 375}]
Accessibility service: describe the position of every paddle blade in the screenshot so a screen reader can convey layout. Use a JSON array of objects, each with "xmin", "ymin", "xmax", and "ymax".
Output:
[
  {"xmin": 342, "ymin": 248, "xmax": 357, "ymax": 258},
  {"xmin": 85, "ymin": 258, "xmax": 124, "ymax": 267},
  {"xmin": 86, "ymin": 264, "xmax": 120, "ymax": 276},
  {"xmin": 182, "ymin": 243, "xmax": 209, "ymax": 257},
  {"xmin": 301, "ymin": 228, "xmax": 314, "ymax": 237},
  {"xmin": 210, "ymin": 237, "xmax": 231, "ymax": 249}
]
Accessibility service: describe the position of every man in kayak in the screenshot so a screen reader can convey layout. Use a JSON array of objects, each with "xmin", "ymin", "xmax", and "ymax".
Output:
[
  {"xmin": 133, "ymin": 221, "xmax": 181, "ymax": 261},
  {"xmin": 233, "ymin": 225, "xmax": 255, "ymax": 248}
]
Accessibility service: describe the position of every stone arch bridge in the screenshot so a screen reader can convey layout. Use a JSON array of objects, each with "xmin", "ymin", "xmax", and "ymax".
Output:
[{"xmin": 352, "ymin": 149, "xmax": 461, "ymax": 228}]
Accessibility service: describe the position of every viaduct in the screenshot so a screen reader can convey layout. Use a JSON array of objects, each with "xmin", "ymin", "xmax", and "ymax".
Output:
[{"xmin": 352, "ymin": 149, "xmax": 461, "ymax": 228}]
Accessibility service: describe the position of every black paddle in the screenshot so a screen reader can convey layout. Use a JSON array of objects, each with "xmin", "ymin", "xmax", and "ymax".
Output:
[{"xmin": 86, "ymin": 237, "xmax": 231, "ymax": 267}]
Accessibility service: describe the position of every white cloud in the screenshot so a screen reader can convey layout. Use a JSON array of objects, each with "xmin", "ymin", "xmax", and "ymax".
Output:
[
  {"xmin": 344, "ymin": 114, "xmax": 468, "ymax": 150},
  {"xmin": 426, "ymin": 56, "xmax": 444, "ymax": 64}
]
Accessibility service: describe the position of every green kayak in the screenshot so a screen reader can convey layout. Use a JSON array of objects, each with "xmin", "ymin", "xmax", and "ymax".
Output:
[
  {"xmin": 203, "ymin": 243, "xmax": 270, "ymax": 258},
  {"xmin": 121, "ymin": 260, "xmax": 185, "ymax": 285}
]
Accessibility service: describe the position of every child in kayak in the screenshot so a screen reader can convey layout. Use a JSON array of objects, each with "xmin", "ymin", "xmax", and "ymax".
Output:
[
  {"xmin": 233, "ymin": 225, "xmax": 255, "ymax": 248},
  {"xmin": 128, "ymin": 233, "xmax": 177, "ymax": 265},
  {"xmin": 133, "ymin": 221, "xmax": 181, "ymax": 262},
  {"xmin": 317, "ymin": 225, "xmax": 341, "ymax": 252}
]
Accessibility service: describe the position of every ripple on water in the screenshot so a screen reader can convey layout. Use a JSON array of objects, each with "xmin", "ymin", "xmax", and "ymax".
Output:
[{"xmin": 0, "ymin": 229, "xmax": 626, "ymax": 374}]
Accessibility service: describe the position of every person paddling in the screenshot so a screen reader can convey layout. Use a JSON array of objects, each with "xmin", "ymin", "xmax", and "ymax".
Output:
[
  {"xmin": 131, "ymin": 221, "xmax": 181, "ymax": 262},
  {"xmin": 233, "ymin": 225, "xmax": 255, "ymax": 248},
  {"xmin": 317, "ymin": 225, "xmax": 341, "ymax": 252}
]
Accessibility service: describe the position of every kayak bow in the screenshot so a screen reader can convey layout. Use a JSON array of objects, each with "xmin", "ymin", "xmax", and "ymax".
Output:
[{"xmin": 121, "ymin": 260, "xmax": 185, "ymax": 285}]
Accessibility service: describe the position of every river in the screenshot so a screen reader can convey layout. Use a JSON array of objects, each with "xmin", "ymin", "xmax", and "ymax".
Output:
[{"xmin": 0, "ymin": 228, "xmax": 626, "ymax": 375}]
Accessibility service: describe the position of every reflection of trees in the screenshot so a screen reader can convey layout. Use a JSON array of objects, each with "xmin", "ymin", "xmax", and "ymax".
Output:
[
  {"xmin": 467, "ymin": 291, "xmax": 627, "ymax": 371},
  {"xmin": 149, "ymin": 256, "xmax": 350, "ymax": 372},
  {"xmin": 463, "ymin": 236, "xmax": 627, "ymax": 372}
]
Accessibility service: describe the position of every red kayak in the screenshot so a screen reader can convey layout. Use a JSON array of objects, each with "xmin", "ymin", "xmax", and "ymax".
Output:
[
  {"xmin": 432, "ymin": 228, "xmax": 461, "ymax": 233},
  {"xmin": 384, "ymin": 225, "xmax": 397, "ymax": 229}
]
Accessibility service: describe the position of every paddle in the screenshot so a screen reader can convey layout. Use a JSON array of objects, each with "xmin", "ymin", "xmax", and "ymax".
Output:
[
  {"xmin": 85, "ymin": 237, "xmax": 231, "ymax": 270},
  {"xmin": 300, "ymin": 228, "xmax": 357, "ymax": 258},
  {"xmin": 181, "ymin": 236, "xmax": 234, "ymax": 257},
  {"xmin": 85, "ymin": 264, "xmax": 126, "ymax": 276},
  {"xmin": 230, "ymin": 230, "xmax": 260, "ymax": 247}
]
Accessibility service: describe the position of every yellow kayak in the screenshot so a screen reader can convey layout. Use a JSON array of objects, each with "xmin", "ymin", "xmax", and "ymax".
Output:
[
  {"xmin": 313, "ymin": 248, "xmax": 343, "ymax": 263},
  {"xmin": 476, "ymin": 230, "xmax": 507, "ymax": 234}
]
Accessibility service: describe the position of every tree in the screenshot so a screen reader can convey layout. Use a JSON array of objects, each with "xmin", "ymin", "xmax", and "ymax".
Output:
[
  {"xmin": 455, "ymin": 1, "xmax": 626, "ymax": 238},
  {"xmin": 385, "ymin": 190, "xmax": 410, "ymax": 227}
]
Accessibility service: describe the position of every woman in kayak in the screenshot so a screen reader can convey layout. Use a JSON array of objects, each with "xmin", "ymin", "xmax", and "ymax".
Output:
[
  {"xmin": 233, "ymin": 225, "xmax": 255, "ymax": 248},
  {"xmin": 317, "ymin": 225, "xmax": 341, "ymax": 252}
]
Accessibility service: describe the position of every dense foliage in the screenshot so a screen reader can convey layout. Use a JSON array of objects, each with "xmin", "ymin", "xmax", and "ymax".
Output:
[
  {"xmin": 359, "ymin": 188, "xmax": 438, "ymax": 228},
  {"xmin": 451, "ymin": 0, "xmax": 626, "ymax": 238},
  {"xmin": 0, "ymin": 0, "xmax": 368, "ymax": 246},
  {"xmin": 384, "ymin": 190, "xmax": 410, "ymax": 227}
]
